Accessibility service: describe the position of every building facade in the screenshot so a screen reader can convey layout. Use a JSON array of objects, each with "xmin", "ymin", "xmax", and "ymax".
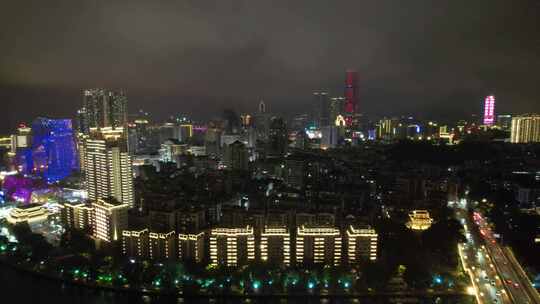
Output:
[{"xmin": 511, "ymin": 115, "xmax": 540, "ymax": 143}]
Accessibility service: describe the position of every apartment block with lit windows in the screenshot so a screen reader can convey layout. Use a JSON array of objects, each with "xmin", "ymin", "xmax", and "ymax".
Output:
[{"xmin": 209, "ymin": 226, "xmax": 255, "ymax": 267}]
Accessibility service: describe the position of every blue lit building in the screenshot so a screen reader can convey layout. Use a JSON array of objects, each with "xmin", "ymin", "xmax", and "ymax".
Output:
[{"xmin": 31, "ymin": 118, "xmax": 79, "ymax": 183}]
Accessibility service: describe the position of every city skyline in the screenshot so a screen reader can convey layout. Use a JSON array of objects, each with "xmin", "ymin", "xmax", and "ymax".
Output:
[{"xmin": 2, "ymin": 0, "xmax": 540, "ymax": 133}]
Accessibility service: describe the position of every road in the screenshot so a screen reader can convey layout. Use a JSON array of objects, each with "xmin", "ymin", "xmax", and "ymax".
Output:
[{"xmin": 454, "ymin": 199, "xmax": 540, "ymax": 304}]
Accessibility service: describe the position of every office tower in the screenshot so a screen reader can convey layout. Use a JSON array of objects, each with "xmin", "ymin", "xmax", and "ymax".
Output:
[
  {"xmin": 377, "ymin": 118, "xmax": 398, "ymax": 140},
  {"xmin": 313, "ymin": 91, "xmax": 329, "ymax": 127},
  {"xmin": 209, "ymin": 226, "xmax": 255, "ymax": 267},
  {"xmin": 178, "ymin": 124, "xmax": 193, "ymax": 142},
  {"xmin": 254, "ymin": 100, "xmax": 271, "ymax": 141},
  {"xmin": 296, "ymin": 226, "xmax": 342, "ymax": 266},
  {"xmin": 483, "ymin": 95, "xmax": 496, "ymax": 126},
  {"xmin": 497, "ymin": 114, "xmax": 512, "ymax": 131},
  {"xmin": 267, "ymin": 117, "xmax": 287, "ymax": 158},
  {"xmin": 149, "ymin": 231, "xmax": 176, "ymax": 260},
  {"xmin": 260, "ymin": 226, "xmax": 291, "ymax": 266},
  {"xmin": 59, "ymin": 202, "xmax": 93, "ymax": 231},
  {"xmin": 259, "ymin": 100, "xmax": 266, "ymax": 114},
  {"xmin": 223, "ymin": 140, "xmax": 249, "ymax": 171},
  {"xmin": 11, "ymin": 124, "xmax": 33, "ymax": 174},
  {"xmin": 346, "ymin": 226, "xmax": 378, "ymax": 263},
  {"xmin": 321, "ymin": 126, "xmax": 338, "ymax": 149},
  {"xmin": 344, "ymin": 70, "xmax": 359, "ymax": 127},
  {"xmin": 11, "ymin": 124, "xmax": 32, "ymax": 153},
  {"xmin": 92, "ymin": 198, "xmax": 129, "ymax": 242},
  {"xmin": 76, "ymin": 108, "xmax": 89, "ymax": 135},
  {"xmin": 178, "ymin": 232, "xmax": 205, "ymax": 262},
  {"xmin": 132, "ymin": 118, "xmax": 150, "ymax": 154},
  {"xmin": 84, "ymin": 136, "xmax": 135, "ymax": 208},
  {"xmin": 511, "ymin": 114, "xmax": 540, "ymax": 143},
  {"xmin": 31, "ymin": 118, "xmax": 78, "ymax": 182},
  {"xmin": 83, "ymin": 89, "xmax": 128, "ymax": 132},
  {"xmin": 329, "ymin": 97, "xmax": 345, "ymax": 125},
  {"xmin": 159, "ymin": 139, "xmax": 187, "ymax": 163},
  {"xmin": 122, "ymin": 229, "xmax": 150, "ymax": 258}
]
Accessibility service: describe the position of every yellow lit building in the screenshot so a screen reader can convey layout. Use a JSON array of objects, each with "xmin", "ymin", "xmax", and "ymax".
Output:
[
  {"xmin": 511, "ymin": 114, "xmax": 540, "ymax": 143},
  {"xmin": 149, "ymin": 231, "xmax": 176, "ymax": 260},
  {"xmin": 92, "ymin": 198, "xmax": 129, "ymax": 242},
  {"xmin": 6, "ymin": 204, "xmax": 49, "ymax": 225},
  {"xmin": 260, "ymin": 226, "xmax": 291, "ymax": 266},
  {"xmin": 84, "ymin": 137, "xmax": 135, "ymax": 208},
  {"xmin": 346, "ymin": 226, "xmax": 378, "ymax": 263},
  {"xmin": 59, "ymin": 202, "xmax": 93, "ymax": 231},
  {"xmin": 406, "ymin": 210, "xmax": 433, "ymax": 231},
  {"xmin": 209, "ymin": 226, "xmax": 255, "ymax": 267},
  {"xmin": 178, "ymin": 232, "xmax": 205, "ymax": 262},
  {"xmin": 296, "ymin": 226, "xmax": 342, "ymax": 266}
]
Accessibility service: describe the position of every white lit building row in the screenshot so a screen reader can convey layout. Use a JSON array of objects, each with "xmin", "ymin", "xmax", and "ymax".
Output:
[
  {"xmin": 119, "ymin": 225, "xmax": 379, "ymax": 266},
  {"xmin": 122, "ymin": 229, "xmax": 204, "ymax": 262}
]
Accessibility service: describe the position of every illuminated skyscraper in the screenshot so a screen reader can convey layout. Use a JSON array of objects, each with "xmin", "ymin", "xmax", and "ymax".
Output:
[
  {"xmin": 483, "ymin": 95, "xmax": 496, "ymax": 126},
  {"xmin": 31, "ymin": 118, "xmax": 78, "ymax": 182},
  {"xmin": 84, "ymin": 135, "xmax": 135, "ymax": 207},
  {"xmin": 344, "ymin": 70, "xmax": 359, "ymax": 127},
  {"xmin": 209, "ymin": 226, "xmax": 255, "ymax": 266},
  {"xmin": 83, "ymin": 89, "xmax": 128, "ymax": 133},
  {"xmin": 92, "ymin": 198, "xmax": 129, "ymax": 242},
  {"xmin": 511, "ymin": 114, "xmax": 540, "ymax": 143}
]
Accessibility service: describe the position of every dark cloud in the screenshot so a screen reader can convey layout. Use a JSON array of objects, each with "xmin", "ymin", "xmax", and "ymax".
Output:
[{"xmin": 1, "ymin": 0, "xmax": 539, "ymax": 132}]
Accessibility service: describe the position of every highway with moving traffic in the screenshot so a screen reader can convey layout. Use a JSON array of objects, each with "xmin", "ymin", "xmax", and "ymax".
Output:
[{"xmin": 455, "ymin": 198, "xmax": 540, "ymax": 304}]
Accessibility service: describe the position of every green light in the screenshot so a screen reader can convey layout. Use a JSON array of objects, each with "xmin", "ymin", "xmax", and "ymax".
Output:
[
  {"xmin": 308, "ymin": 282, "xmax": 315, "ymax": 289},
  {"xmin": 252, "ymin": 281, "xmax": 261, "ymax": 289},
  {"xmin": 0, "ymin": 245, "xmax": 6, "ymax": 251}
]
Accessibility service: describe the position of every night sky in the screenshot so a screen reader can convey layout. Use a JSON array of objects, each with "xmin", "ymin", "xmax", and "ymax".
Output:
[{"xmin": 1, "ymin": 0, "xmax": 540, "ymax": 133}]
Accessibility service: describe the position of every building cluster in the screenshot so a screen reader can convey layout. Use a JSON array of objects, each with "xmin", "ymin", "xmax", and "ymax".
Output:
[{"xmin": 119, "ymin": 223, "xmax": 378, "ymax": 267}]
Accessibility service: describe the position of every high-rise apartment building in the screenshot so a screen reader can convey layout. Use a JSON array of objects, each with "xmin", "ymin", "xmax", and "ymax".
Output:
[
  {"xmin": 149, "ymin": 231, "xmax": 176, "ymax": 260},
  {"xmin": 122, "ymin": 228, "xmax": 150, "ymax": 258},
  {"xmin": 92, "ymin": 198, "xmax": 129, "ymax": 242},
  {"xmin": 84, "ymin": 136, "xmax": 135, "ymax": 207},
  {"xmin": 83, "ymin": 89, "xmax": 128, "ymax": 133},
  {"xmin": 178, "ymin": 232, "xmax": 205, "ymax": 263},
  {"xmin": 511, "ymin": 115, "xmax": 540, "ymax": 143},
  {"xmin": 260, "ymin": 226, "xmax": 291, "ymax": 266},
  {"xmin": 346, "ymin": 226, "xmax": 378, "ymax": 263},
  {"xmin": 209, "ymin": 226, "xmax": 255, "ymax": 266},
  {"xmin": 59, "ymin": 202, "xmax": 93, "ymax": 231},
  {"xmin": 296, "ymin": 226, "xmax": 342, "ymax": 266}
]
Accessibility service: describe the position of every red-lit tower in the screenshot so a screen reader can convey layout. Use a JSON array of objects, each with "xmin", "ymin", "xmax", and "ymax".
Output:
[{"xmin": 344, "ymin": 70, "xmax": 358, "ymax": 127}]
